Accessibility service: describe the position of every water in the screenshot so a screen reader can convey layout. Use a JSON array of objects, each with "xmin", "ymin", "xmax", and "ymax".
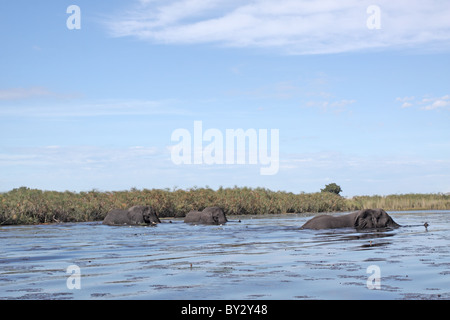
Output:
[{"xmin": 0, "ymin": 211, "xmax": 449, "ymax": 300}]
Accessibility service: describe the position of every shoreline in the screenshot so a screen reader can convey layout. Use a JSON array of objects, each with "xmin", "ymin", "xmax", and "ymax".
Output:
[
  {"xmin": 1, "ymin": 187, "xmax": 449, "ymax": 226},
  {"xmin": 2, "ymin": 209, "xmax": 449, "ymax": 228}
]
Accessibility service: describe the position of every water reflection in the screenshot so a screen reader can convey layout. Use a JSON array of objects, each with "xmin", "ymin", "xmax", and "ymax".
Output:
[{"xmin": 309, "ymin": 228, "xmax": 397, "ymax": 250}]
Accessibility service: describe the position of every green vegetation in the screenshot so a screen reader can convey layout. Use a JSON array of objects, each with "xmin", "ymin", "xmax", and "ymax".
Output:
[
  {"xmin": 351, "ymin": 193, "xmax": 450, "ymax": 211},
  {"xmin": 1, "ymin": 186, "xmax": 449, "ymax": 225},
  {"xmin": 321, "ymin": 183, "xmax": 343, "ymax": 196}
]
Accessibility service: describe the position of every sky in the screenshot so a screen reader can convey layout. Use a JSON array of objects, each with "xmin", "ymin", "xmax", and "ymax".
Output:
[{"xmin": 1, "ymin": 0, "xmax": 450, "ymax": 196}]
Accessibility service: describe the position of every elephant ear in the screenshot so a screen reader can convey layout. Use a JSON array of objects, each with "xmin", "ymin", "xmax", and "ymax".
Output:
[
  {"xmin": 354, "ymin": 216, "xmax": 365, "ymax": 229},
  {"xmin": 354, "ymin": 210, "xmax": 370, "ymax": 229}
]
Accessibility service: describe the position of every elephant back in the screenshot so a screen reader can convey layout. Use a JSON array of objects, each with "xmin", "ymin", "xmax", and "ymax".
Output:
[
  {"xmin": 184, "ymin": 207, "xmax": 227, "ymax": 225},
  {"xmin": 103, "ymin": 205, "xmax": 159, "ymax": 226}
]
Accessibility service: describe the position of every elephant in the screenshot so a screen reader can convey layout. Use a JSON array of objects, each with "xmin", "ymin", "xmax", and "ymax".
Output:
[
  {"xmin": 184, "ymin": 206, "xmax": 228, "ymax": 225},
  {"xmin": 300, "ymin": 208, "xmax": 400, "ymax": 230},
  {"xmin": 103, "ymin": 205, "xmax": 161, "ymax": 226}
]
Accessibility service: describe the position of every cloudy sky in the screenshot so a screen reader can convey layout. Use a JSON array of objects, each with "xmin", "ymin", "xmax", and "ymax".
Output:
[{"xmin": 1, "ymin": 0, "xmax": 450, "ymax": 196}]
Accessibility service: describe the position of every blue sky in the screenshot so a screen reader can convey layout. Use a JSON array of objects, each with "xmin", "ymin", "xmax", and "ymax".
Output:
[{"xmin": 1, "ymin": 0, "xmax": 450, "ymax": 196}]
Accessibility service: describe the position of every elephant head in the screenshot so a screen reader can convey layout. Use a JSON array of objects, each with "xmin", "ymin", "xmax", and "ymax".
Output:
[
  {"xmin": 140, "ymin": 206, "xmax": 161, "ymax": 224},
  {"xmin": 203, "ymin": 206, "xmax": 228, "ymax": 225},
  {"xmin": 354, "ymin": 209, "xmax": 400, "ymax": 230}
]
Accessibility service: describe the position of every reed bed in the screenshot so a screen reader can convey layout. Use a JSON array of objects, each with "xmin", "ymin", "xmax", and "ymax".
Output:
[
  {"xmin": 351, "ymin": 193, "xmax": 450, "ymax": 211},
  {"xmin": 1, "ymin": 187, "xmax": 449, "ymax": 225}
]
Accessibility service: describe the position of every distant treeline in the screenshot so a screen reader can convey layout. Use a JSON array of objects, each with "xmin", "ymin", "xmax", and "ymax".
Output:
[{"xmin": 1, "ymin": 187, "xmax": 449, "ymax": 225}]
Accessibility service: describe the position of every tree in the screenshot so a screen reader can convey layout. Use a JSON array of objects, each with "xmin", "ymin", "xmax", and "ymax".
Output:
[{"xmin": 321, "ymin": 183, "xmax": 342, "ymax": 196}]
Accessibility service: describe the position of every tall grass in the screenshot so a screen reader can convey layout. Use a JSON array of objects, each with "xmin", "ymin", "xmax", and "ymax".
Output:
[
  {"xmin": 351, "ymin": 193, "xmax": 450, "ymax": 211},
  {"xmin": 1, "ymin": 187, "xmax": 449, "ymax": 225}
]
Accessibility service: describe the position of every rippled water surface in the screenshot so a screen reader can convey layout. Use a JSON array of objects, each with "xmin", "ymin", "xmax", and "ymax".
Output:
[{"xmin": 1, "ymin": 211, "xmax": 449, "ymax": 299}]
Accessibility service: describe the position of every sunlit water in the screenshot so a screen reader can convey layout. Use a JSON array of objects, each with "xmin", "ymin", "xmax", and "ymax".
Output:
[{"xmin": 0, "ymin": 211, "xmax": 449, "ymax": 300}]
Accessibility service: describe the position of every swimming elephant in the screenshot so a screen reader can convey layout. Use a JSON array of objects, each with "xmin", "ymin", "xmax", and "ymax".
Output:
[
  {"xmin": 300, "ymin": 208, "xmax": 400, "ymax": 230},
  {"xmin": 184, "ymin": 206, "xmax": 228, "ymax": 225},
  {"xmin": 103, "ymin": 205, "xmax": 161, "ymax": 226}
]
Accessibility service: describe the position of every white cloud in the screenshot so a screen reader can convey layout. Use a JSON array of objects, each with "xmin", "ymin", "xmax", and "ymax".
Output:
[
  {"xmin": 304, "ymin": 98, "xmax": 356, "ymax": 113},
  {"xmin": 396, "ymin": 96, "xmax": 415, "ymax": 102},
  {"xmin": 422, "ymin": 96, "xmax": 450, "ymax": 110},
  {"xmin": 279, "ymin": 152, "xmax": 450, "ymax": 195},
  {"xmin": 104, "ymin": 0, "xmax": 450, "ymax": 54},
  {"xmin": 0, "ymin": 145, "xmax": 169, "ymax": 191},
  {"xmin": 0, "ymin": 87, "xmax": 55, "ymax": 100},
  {"xmin": 0, "ymin": 145, "xmax": 162, "ymax": 175},
  {"xmin": 0, "ymin": 98, "xmax": 186, "ymax": 118},
  {"xmin": 401, "ymin": 102, "xmax": 413, "ymax": 108},
  {"xmin": 0, "ymin": 87, "xmax": 81, "ymax": 101},
  {"xmin": 2, "ymin": 145, "xmax": 450, "ymax": 195},
  {"xmin": 397, "ymin": 94, "xmax": 450, "ymax": 111}
]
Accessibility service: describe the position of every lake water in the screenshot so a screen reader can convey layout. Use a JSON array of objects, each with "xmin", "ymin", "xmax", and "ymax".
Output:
[{"xmin": 0, "ymin": 211, "xmax": 449, "ymax": 300}]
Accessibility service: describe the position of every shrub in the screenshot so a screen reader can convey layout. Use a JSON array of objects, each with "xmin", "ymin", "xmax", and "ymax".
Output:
[{"xmin": 320, "ymin": 183, "xmax": 342, "ymax": 196}]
